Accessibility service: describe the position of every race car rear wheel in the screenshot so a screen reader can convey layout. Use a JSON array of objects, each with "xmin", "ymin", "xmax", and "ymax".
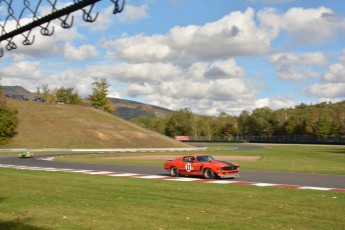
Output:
[
  {"xmin": 203, "ymin": 168, "xmax": 215, "ymax": 179},
  {"xmin": 170, "ymin": 167, "xmax": 180, "ymax": 177}
]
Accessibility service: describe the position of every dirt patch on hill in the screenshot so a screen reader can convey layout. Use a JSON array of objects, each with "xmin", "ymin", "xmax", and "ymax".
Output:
[{"xmin": 106, "ymin": 155, "xmax": 261, "ymax": 161}]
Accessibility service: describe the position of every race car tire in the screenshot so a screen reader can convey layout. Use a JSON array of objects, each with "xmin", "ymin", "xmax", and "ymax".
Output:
[
  {"xmin": 170, "ymin": 167, "xmax": 180, "ymax": 177},
  {"xmin": 203, "ymin": 168, "xmax": 215, "ymax": 179}
]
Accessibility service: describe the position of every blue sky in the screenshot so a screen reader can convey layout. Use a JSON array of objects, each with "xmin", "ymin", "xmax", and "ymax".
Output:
[{"xmin": 1, "ymin": 0, "xmax": 344, "ymax": 115}]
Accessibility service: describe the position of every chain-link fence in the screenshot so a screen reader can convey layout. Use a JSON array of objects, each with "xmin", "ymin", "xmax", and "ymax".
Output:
[
  {"xmin": 186, "ymin": 135, "xmax": 345, "ymax": 145},
  {"xmin": 0, "ymin": 0, "xmax": 125, "ymax": 57}
]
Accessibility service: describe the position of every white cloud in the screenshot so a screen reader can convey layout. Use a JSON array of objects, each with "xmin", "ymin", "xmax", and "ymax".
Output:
[
  {"xmin": 279, "ymin": 7, "xmax": 342, "ymax": 44},
  {"xmin": 270, "ymin": 52, "xmax": 327, "ymax": 81},
  {"xmin": 169, "ymin": 8, "xmax": 273, "ymax": 59},
  {"xmin": 340, "ymin": 49, "xmax": 345, "ymax": 61},
  {"xmin": 118, "ymin": 5, "xmax": 149, "ymax": 23},
  {"xmin": 184, "ymin": 62, "xmax": 209, "ymax": 80},
  {"xmin": 1, "ymin": 4, "xmax": 344, "ymax": 116},
  {"xmin": 64, "ymin": 43, "xmax": 99, "ymax": 61},
  {"xmin": 110, "ymin": 8, "xmax": 276, "ymax": 63},
  {"xmin": 1, "ymin": 18, "xmax": 81, "ymax": 59},
  {"xmin": 271, "ymin": 52, "xmax": 327, "ymax": 65},
  {"xmin": 257, "ymin": 8, "xmax": 282, "ymax": 41},
  {"xmin": 324, "ymin": 50, "xmax": 345, "ymax": 83},
  {"xmin": 97, "ymin": 62, "xmax": 182, "ymax": 83},
  {"xmin": 205, "ymin": 59, "xmax": 245, "ymax": 79},
  {"xmin": 84, "ymin": 5, "xmax": 114, "ymax": 31},
  {"xmin": 108, "ymin": 34, "xmax": 178, "ymax": 62},
  {"xmin": 0, "ymin": 60, "xmax": 93, "ymax": 97},
  {"xmin": 108, "ymin": 6, "xmax": 343, "ymax": 64},
  {"xmin": 119, "ymin": 58, "xmax": 257, "ymax": 115},
  {"xmin": 0, "ymin": 61, "xmax": 44, "ymax": 80},
  {"xmin": 255, "ymin": 95, "xmax": 296, "ymax": 110},
  {"xmin": 304, "ymin": 50, "xmax": 345, "ymax": 99},
  {"xmin": 79, "ymin": 4, "xmax": 148, "ymax": 31},
  {"xmin": 304, "ymin": 83, "xmax": 345, "ymax": 98},
  {"xmin": 324, "ymin": 63, "xmax": 345, "ymax": 83}
]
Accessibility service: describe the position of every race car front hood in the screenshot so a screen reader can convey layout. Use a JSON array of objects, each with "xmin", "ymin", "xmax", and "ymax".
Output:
[
  {"xmin": 207, "ymin": 160, "xmax": 240, "ymax": 170},
  {"xmin": 215, "ymin": 160, "xmax": 238, "ymax": 166}
]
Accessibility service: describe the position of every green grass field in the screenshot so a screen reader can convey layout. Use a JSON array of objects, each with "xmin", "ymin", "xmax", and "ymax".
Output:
[
  {"xmin": 1, "ymin": 143, "xmax": 344, "ymax": 229},
  {"xmin": 1, "ymin": 168, "xmax": 344, "ymax": 230},
  {"xmin": 2, "ymin": 94, "xmax": 344, "ymax": 229},
  {"xmin": 55, "ymin": 143, "xmax": 345, "ymax": 175}
]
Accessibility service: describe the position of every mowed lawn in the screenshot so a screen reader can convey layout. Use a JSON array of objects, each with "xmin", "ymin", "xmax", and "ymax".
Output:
[
  {"xmin": 55, "ymin": 144, "xmax": 345, "ymax": 175},
  {"xmin": 0, "ymin": 168, "xmax": 344, "ymax": 230}
]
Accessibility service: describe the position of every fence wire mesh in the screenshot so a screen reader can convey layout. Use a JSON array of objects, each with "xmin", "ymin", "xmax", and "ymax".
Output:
[{"xmin": 0, "ymin": 0, "xmax": 125, "ymax": 57}]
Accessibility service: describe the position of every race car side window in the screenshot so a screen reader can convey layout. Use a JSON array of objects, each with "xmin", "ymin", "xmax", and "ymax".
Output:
[
  {"xmin": 182, "ymin": 157, "xmax": 194, "ymax": 162},
  {"xmin": 196, "ymin": 155, "xmax": 215, "ymax": 162},
  {"xmin": 196, "ymin": 156, "xmax": 208, "ymax": 162}
]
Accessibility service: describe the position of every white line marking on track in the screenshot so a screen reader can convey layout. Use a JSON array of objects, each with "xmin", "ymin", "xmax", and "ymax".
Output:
[
  {"xmin": 0, "ymin": 164, "xmax": 344, "ymax": 193},
  {"xmin": 43, "ymin": 168, "xmax": 66, "ymax": 171},
  {"xmin": 108, "ymin": 173, "xmax": 140, "ymax": 177},
  {"xmin": 165, "ymin": 177, "xmax": 204, "ymax": 182},
  {"xmin": 299, "ymin": 186, "xmax": 333, "ymax": 191},
  {"xmin": 207, "ymin": 180, "xmax": 239, "ymax": 184},
  {"xmin": 38, "ymin": 157, "xmax": 55, "ymax": 161},
  {"xmin": 254, "ymin": 183, "xmax": 279, "ymax": 187},
  {"xmin": 68, "ymin": 170, "xmax": 97, "ymax": 173},
  {"xmin": 86, "ymin": 171, "xmax": 115, "ymax": 175},
  {"xmin": 58, "ymin": 169, "xmax": 77, "ymax": 171},
  {"xmin": 136, "ymin": 175, "xmax": 169, "ymax": 179}
]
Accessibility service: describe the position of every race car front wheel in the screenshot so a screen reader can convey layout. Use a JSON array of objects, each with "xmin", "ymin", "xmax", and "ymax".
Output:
[
  {"xmin": 170, "ymin": 167, "xmax": 180, "ymax": 177},
  {"xmin": 203, "ymin": 168, "xmax": 215, "ymax": 179}
]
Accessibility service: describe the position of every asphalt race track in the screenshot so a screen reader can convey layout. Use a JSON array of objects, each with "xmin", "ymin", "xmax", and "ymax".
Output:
[{"xmin": 0, "ymin": 147, "xmax": 344, "ymax": 190}]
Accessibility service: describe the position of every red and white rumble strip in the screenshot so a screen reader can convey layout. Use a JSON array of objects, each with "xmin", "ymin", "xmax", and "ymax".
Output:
[{"xmin": 1, "ymin": 163, "xmax": 344, "ymax": 193}]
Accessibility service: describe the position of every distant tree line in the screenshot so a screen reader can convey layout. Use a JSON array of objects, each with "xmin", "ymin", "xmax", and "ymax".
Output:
[
  {"xmin": 130, "ymin": 101, "xmax": 345, "ymax": 140},
  {"xmin": 35, "ymin": 84, "xmax": 83, "ymax": 105},
  {"xmin": 35, "ymin": 78, "xmax": 112, "ymax": 112}
]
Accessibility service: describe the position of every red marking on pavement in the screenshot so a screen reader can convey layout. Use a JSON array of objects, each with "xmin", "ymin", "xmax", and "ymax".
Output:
[
  {"xmin": 0, "ymin": 164, "xmax": 343, "ymax": 193},
  {"xmin": 232, "ymin": 181, "xmax": 256, "ymax": 185},
  {"xmin": 274, "ymin": 184, "xmax": 302, "ymax": 189},
  {"xmin": 332, "ymin": 189, "xmax": 345, "ymax": 193}
]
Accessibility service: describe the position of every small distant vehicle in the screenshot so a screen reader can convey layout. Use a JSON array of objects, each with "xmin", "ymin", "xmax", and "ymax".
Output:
[
  {"xmin": 164, "ymin": 154, "xmax": 239, "ymax": 179},
  {"xmin": 19, "ymin": 151, "xmax": 34, "ymax": 158},
  {"xmin": 33, "ymin": 98, "xmax": 44, "ymax": 102}
]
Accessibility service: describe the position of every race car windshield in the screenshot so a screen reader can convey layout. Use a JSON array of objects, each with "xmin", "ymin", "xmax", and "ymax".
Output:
[{"xmin": 196, "ymin": 155, "xmax": 215, "ymax": 162}]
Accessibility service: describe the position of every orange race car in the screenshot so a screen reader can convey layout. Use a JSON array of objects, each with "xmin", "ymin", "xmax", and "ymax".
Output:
[{"xmin": 164, "ymin": 154, "xmax": 239, "ymax": 179}]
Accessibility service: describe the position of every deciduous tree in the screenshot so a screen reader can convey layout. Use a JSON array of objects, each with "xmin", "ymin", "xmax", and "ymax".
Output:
[
  {"xmin": 0, "ymin": 84, "xmax": 18, "ymax": 144},
  {"xmin": 165, "ymin": 108, "xmax": 194, "ymax": 137},
  {"xmin": 56, "ymin": 87, "xmax": 82, "ymax": 105},
  {"xmin": 89, "ymin": 78, "xmax": 112, "ymax": 113}
]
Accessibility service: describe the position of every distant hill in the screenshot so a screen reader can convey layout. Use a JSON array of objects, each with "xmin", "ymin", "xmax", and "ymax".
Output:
[
  {"xmin": 2, "ymin": 85, "xmax": 35, "ymax": 100},
  {"xmin": 3, "ymin": 99, "xmax": 191, "ymax": 148},
  {"xmin": 2, "ymin": 86, "xmax": 173, "ymax": 120},
  {"xmin": 110, "ymin": 98, "xmax": 173, "ymax": 120}
]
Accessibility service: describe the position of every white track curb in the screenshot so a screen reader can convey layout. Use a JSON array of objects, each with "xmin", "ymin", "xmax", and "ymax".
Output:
[{"xmin": 0, "ymin": 163, "xmax": 344, "ymax": 193}]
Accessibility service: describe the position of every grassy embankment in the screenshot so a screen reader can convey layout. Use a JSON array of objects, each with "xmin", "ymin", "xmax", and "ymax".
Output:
[
  {"xmin": 56, "ymin": 143, "xmax": 345, "ymax": 175},
  {"xmin": 2, "ymin": 99, "xmax": 190, "ymax": 149},
  {"xmin": 0, "ymin": 167, "xmax": 344, "ymax": 230}
]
